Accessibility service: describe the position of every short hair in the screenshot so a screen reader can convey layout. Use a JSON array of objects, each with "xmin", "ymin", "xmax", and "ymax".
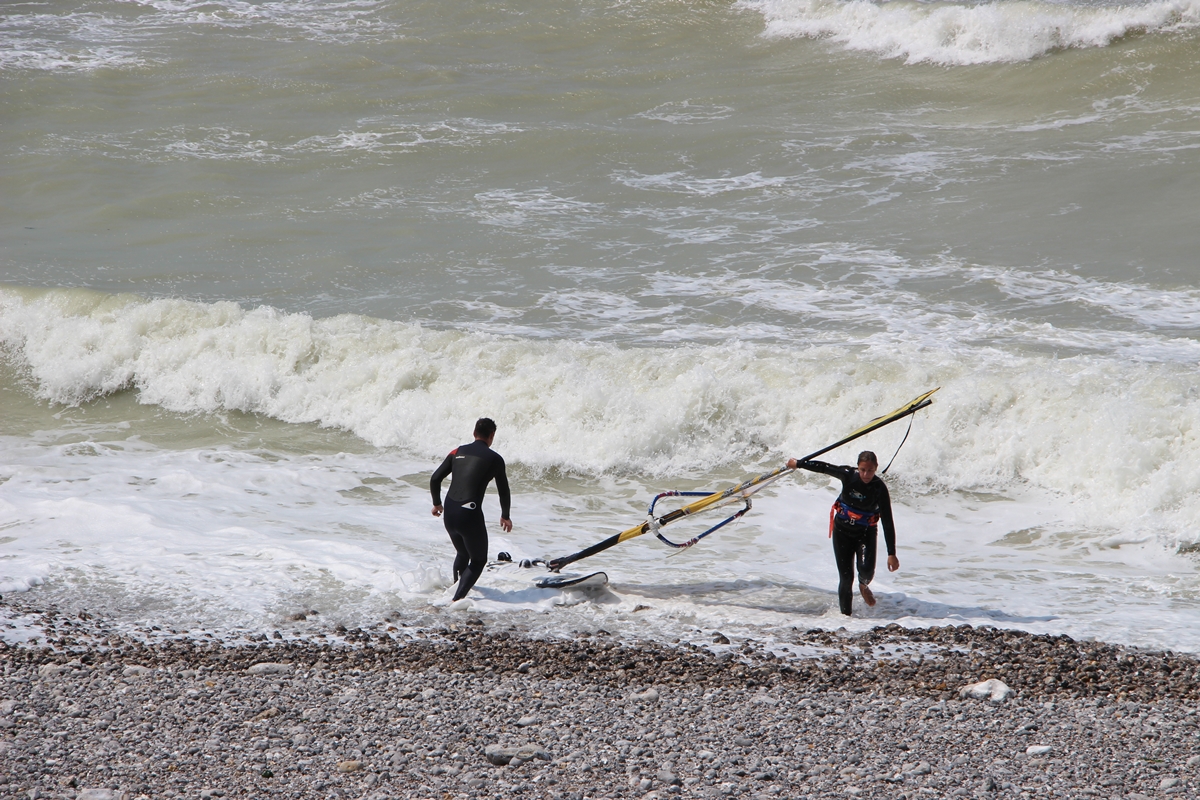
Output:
[
  {"xmin": 857, "ymin": 450, "xmax": 878, "ymax": 466},
  {"xmin": 474, "ymin": 417, "xmax": 497, "ymax": 439}
]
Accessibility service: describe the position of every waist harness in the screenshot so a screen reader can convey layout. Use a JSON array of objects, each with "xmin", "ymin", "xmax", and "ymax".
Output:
[{"xmin": 828, "ymin": 499, "xmax": 880, "ymax": 537}]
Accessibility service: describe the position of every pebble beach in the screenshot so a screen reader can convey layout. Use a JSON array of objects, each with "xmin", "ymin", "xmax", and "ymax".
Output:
[{"xmin": 3, "ymin": 596, "xmax": 1199, "ymax": 800}]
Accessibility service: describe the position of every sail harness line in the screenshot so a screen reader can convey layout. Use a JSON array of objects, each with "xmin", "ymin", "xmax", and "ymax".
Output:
[
  {"xmin": 545, "ymin": 388, "xmax": 939, "ymax": 572},
  {"xmin": 881, "ymin": 412, "xmax": 916, "ymax": 476}
]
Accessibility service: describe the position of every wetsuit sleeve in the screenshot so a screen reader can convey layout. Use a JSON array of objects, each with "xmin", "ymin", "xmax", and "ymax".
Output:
[
  {"xmin": 495, "ymin": 455, "xmax": 511, "ymax": 519},
  {"xmin": 796, "ymin": 459, "xmax": 854, "ymax": 480},
  {"xmin": 430, "ymin": 452, "xmax": 454, "ymax": 506},
  {"xmin": 878, "ymin": 480, "xmax": 897, "ymax": 556}
]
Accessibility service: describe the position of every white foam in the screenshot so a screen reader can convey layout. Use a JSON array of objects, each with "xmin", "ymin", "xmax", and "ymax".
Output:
[
  {"xmin": 2, "ymin": 286, "xmax": 1200, "ymax": 535},
  {"xmin": 472, "ymin": 189, "xmax": 601, "ymax": 230},
  {"xmin": 744, "ymin": 0, "xmax": 1200, "ymax": 65},
  {"xmin": 0, "ymin": 42, "xmax": 148, "ymax": 73},
  {"xmin": 2, "ymin": 287, "xmax": 1200, "ymax": 650},
  {"xmin": 161, "ymin": 128, "xmax": 281, "ymax": 162},
  {"xmin": 31, "ymin": 117, "xmax": 516, "ymax": 167},
  {"xmin": 0, "ymin": 606, "xmax": 46, "ymax": 644},
  {"xmin": 613, "ymin": 170, "xmax": 792, "ymax": 197},
  {"xmin": 126, "ymin": 0, "xmax": 394, "ymax": 45},
  {"xmin": 7, "ymin": 435, "xmax": 1192, "ymax": 651},
  {"xmin": 630, "ymin": 257, "xmax": 1200, "ymax": 360},
  {"xmin": 635, "ymin": 101, "xmax": 736, "ymax": 124},
  {"xmin": 294, "ymin": 119, "xmax": 518, "ymax": 156},
  {"xmin": 0, "ymin": 437, "xmax": 442, "ymax": 630},
  {"xmin": 0, "ymin": 8, "xmax": 151, "ymax": 73},
  {"xmin": 0, "ymin": 0, "xmax": 395, "ymax": 76},
  {"xmin": 977, "ymin": 266, "xmax": 1200, "ymax": 329}
]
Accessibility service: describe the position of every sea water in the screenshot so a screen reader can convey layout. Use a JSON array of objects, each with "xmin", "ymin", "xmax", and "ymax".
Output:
[{"xmin": 2, "ymin": 0, "xmax": 1199, "ymax": 653}]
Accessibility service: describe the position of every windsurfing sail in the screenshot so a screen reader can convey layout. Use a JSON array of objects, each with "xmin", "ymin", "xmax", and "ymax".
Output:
[{"xmin": 545, "ymin": 388, "xmax": 938, "ymax": 572}]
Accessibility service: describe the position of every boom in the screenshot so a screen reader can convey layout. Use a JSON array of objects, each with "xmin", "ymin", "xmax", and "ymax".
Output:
[{"xmin": 546, "ymin": 388, "xmax": 938, "ymax": 571}]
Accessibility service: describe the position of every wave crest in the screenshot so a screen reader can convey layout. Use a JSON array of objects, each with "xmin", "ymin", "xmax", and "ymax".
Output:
[
  {"xmin": 744, "ymin": 0, "xmax": 1200, "ymax": 65},
  {"xmin": 3, "ymin": 286, "xmax": 1200, "ymax": 538}
]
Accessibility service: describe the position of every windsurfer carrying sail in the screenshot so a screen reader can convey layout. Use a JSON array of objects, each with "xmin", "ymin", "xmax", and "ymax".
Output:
[
  {"xmin": 431, "ymin": 418, "xmax": 512, "ymax": 603},
  {"xmin": 786, "ymin": 450, "xmax": 898, "ymax": 616}
]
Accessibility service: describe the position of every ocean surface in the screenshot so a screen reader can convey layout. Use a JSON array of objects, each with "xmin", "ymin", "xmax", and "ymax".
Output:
[{"xmin": 2, "ymin": 0, "xmax": 1200, "ymax": 654}]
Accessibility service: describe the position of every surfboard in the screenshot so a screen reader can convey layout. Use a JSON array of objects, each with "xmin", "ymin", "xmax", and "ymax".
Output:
[{"xmin": 534, "ymin": 571, "xmax": 608, "ymax": 590}]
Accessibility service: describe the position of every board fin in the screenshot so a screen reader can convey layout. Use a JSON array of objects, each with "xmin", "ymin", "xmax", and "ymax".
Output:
[{"xmin": 535, "ymin": 571, "xmax": 608, "ymax": 590}]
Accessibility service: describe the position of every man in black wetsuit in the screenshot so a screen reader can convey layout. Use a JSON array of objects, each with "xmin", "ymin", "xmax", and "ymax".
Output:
[
  {"xmin": 430, "ymin": 418, "xmax": 512, "ymax": 603},
  {"xmin": 786, "ymin": 450, "xmax": 898, "ymax": 616}
]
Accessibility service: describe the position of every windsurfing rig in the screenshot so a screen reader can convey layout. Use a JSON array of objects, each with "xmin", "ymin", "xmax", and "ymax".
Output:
[
  {"xmin": 647, "ymin": 490, "xmax": 751, "ymax": 550},
  {"xmin": 545, "ymin": 388, "xmax": 938, "ymax": 572}
]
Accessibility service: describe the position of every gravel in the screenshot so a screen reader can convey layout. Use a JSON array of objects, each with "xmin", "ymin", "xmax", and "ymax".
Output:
[{"xmin": 3, "ymin": 596, "xmax": 1200, "ymax": 799}]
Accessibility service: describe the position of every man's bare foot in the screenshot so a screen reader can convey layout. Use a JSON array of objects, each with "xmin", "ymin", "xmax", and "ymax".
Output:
[{"xmin": 859, "ymin": 583, "xmax": 876, "ymax": 607}]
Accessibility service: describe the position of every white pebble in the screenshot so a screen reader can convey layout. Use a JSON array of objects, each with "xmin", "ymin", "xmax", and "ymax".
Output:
[
  {"xmin": 958, "ymin": 678, "xmax": 1014, "ymax": 703},
  {"xmin": 245, "ymin": 662, "xmax": 291, "ymax": 675},
  {"xmin": 513, "ymin": 743, "xmax": 549, "ymax": 763},
  {"xmin": 37, "ymin": 664, "xmax": 67, "ymax": 679},
  {"xmin": 1026, "ymin": 745, "xmax": 1053, "ymax": 756}
]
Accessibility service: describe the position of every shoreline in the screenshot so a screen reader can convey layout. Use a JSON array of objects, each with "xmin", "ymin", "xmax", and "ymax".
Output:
[{"xmin": 3, "ymin": 596, "xmax": 1199, "ymax": 799}]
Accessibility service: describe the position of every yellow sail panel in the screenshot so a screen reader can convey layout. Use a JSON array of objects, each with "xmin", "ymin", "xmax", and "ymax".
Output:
[{"xmin": 841, "ymin": 387, "xmax": 940, "ymax": 443}]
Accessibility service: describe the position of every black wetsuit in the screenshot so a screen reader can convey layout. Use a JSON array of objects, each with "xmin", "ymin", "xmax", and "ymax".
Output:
[
  {"xmin": 798, "ymin": 459, "xmax": 896, "ymax": 616},
  {"xmin": 430, "ymin": 439, "xmax": 511, "ymax": 602}
]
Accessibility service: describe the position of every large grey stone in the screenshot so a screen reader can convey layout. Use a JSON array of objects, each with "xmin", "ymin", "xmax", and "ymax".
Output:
[{"xmin": 484, "ymin": 743, "xmax": 550, "ymax": 766}]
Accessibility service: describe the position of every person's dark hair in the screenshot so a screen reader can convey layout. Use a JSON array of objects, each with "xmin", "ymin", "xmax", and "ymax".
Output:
[
  {"xmin": 474, "ymin": 417, "xmax": 497, "ymax": 439},
  {"xmin": 857, "ymin": 450, "xmax": 878, "ymax": 466}
]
